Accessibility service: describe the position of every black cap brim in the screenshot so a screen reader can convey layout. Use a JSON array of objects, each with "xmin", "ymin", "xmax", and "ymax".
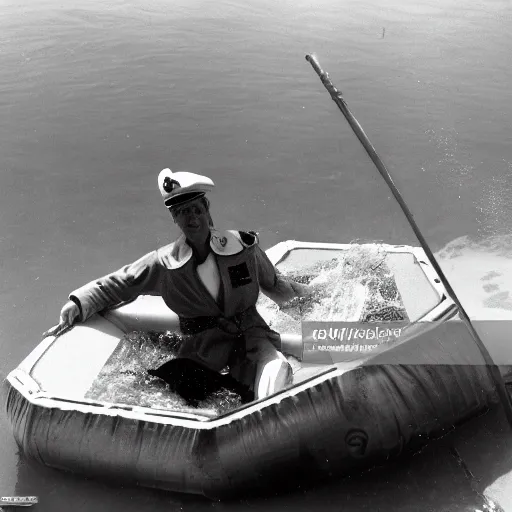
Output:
[{"xmin": 166, "ymin": 191, "xmax": 206, "ymax": 209}]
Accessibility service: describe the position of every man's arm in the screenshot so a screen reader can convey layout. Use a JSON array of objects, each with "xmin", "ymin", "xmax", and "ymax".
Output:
[
  {"xmin": 44, "ymin": 250, "xmax": 165, "ymax": 338},
  {"xmin": 254, "ymin": 245, "xmax": 310, "ymax": 305},
  {"xmin": 69, "ymin": 250, "xmax": 164, "ymax": 321}
]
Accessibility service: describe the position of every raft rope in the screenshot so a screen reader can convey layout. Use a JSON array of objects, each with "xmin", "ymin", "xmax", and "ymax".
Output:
[{"xmin": 305, "ymin": 53, "xmax": 512, "ymax": 428}]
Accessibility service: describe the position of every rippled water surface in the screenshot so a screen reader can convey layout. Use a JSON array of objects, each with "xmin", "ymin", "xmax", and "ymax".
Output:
[{"xmin": 1, "ymin": 0, "xmax": 512, "ymax": 510}]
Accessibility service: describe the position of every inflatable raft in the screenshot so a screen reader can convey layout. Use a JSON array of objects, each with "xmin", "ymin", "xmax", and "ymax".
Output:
[{"xmin": 3, "ymin": 241, "xmax": 504, "ymax": 499}]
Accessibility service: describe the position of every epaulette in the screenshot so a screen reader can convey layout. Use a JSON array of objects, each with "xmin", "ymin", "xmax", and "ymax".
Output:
[{"xmin": 238, "ymin": 230, "xmax": 259, "ymax": 247}]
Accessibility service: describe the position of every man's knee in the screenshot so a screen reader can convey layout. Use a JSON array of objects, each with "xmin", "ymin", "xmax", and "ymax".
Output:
[{"xmin": 255, "ymin": 356, "xmax": 293, "ymax": 400}]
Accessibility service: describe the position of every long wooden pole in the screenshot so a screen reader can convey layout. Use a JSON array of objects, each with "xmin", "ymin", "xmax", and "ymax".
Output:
[{"xmin": 305, "ymin": 53, "xmax": 512, "ymax": 426}]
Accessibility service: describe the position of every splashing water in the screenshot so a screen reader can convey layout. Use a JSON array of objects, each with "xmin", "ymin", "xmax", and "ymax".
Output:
[
  {"xmin": 436, "ymin": 234, "xmax": 512, "ymax": 320},
  {"xmin": 257, "ymin": 244, "xmax": 409, "ymax": 335},
  {"xmin": 426, "ymin": 128, "xmax": 512, "ymax": 240},
  {"xmin": 85, "ymin": 331, "xmax": 244, "ymax": 414},
  {"xmin": 476, "ymin": 164, "xmax": 512, "ymax": 239}
]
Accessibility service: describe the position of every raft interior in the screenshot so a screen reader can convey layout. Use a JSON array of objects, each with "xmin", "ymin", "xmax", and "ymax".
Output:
[{"xmin": 10, "ymin": 241, "xmax": 454, "ymax": 418}]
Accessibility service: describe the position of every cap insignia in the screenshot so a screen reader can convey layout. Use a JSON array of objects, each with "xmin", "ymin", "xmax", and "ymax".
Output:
[{"xmin": 163, "ymin": 177, "xmax": 181, "ymax": 193}]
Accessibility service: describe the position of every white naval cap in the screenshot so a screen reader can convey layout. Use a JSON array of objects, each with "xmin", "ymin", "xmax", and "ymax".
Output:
[{"xmin": 157, "ymin": 168, "xmax": 215, "ymax": 209}]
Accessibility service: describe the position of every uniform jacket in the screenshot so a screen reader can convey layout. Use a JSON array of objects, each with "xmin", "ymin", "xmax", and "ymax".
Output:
[{"xmin": 69, "ymin": 229, "xmax": 296, "ymax": 372}]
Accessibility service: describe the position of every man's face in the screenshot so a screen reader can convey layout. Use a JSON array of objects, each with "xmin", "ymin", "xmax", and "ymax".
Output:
[{"xmin": 172, "ymin": 198, "xmax": 210, "ymax": 241}]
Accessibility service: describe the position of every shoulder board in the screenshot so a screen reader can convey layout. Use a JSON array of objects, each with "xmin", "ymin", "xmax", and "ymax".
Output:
[
  {"xmin": 210, "ymin": 230, "xmax": 244, "ymax": 255},
  {"xmin": 238, "ymin": 230, "xmax": 259, "ymax": 247}
]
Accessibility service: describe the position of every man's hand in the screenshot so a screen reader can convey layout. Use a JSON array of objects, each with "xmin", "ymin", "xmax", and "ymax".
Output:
[
  {"xmin": 42, "ymin": 301, "xmax": 81, "ymax": 338},
  {"xmin": 290, "ymin": 281, "xmax": 315, "ymax": 299}
]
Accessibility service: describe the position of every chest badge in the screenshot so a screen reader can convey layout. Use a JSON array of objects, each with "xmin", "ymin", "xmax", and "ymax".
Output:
[{"xmin": 228, "ymin": 262, "xmax": 252, "ymax": 288}]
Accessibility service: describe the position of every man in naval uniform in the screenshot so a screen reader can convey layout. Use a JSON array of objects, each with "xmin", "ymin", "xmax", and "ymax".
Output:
[{"xmin": 50, "ymin": 169, "xmax": 311, "ymax": 401}]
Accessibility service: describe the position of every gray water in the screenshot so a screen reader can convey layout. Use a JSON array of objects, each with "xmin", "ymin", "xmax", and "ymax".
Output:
[{"xmin": 1, "ymin": 0, "xmax": 512, "ymax": 510}]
